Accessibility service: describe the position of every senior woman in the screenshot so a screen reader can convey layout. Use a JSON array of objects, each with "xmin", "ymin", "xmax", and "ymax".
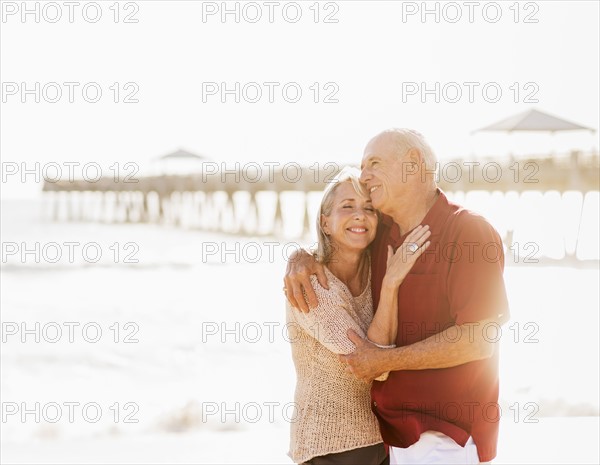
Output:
[{"xmin": 285, "ymin": 168, "xmax": 430, "ymax": 465}]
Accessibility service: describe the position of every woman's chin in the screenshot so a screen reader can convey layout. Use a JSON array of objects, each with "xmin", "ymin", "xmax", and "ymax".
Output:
[{"xmin": 336, "ymin": 240, "xmax": 371, "ymax": 253}]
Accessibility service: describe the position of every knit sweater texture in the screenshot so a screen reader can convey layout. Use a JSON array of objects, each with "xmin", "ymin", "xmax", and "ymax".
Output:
[{"xmin": 286, "ymin": 264, "xmax": 385, "ymax": 464}]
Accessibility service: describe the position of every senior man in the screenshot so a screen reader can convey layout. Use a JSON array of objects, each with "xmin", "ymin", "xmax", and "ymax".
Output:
[{"xmin": 284, "ymin": 129, "xmax": 509, "ymax": 464}]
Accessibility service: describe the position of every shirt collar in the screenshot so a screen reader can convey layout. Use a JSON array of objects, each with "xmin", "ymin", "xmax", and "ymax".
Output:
[{"xmin": 380, "ymin": 188, "xmax": 451, "ymax": 246}]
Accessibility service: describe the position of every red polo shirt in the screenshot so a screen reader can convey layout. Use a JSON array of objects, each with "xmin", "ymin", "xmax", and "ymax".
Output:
[{"xmin": 370, "ymin": 189, "xmax": 509, "ymax": 463}]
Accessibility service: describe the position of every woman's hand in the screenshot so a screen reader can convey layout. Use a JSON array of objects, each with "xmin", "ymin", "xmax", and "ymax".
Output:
[{"xmin": 383, "ymin": 225, "xmax": 431, "ymax": 289}]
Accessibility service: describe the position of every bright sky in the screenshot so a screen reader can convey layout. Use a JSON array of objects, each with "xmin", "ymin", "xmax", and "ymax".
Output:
[{"xmin": 1, "ymin": 0, "xmax": 599, "ymax": 197}]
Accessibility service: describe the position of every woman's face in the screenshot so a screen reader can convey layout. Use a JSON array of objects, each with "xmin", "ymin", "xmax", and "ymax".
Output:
[{"xmin": 321, "ymin": 181, "xmax": 378, "ymax": 255}]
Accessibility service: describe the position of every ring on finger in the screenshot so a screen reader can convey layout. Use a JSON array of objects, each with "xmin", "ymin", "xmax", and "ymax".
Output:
[{"xmin": 406, "ymin": 242, "xmax": 419, "ymax": 253}]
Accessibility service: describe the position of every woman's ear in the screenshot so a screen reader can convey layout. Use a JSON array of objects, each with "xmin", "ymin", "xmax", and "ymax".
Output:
[{"xmin": 320, "ymin": 214, "xmax": 330, "ymax": 235}]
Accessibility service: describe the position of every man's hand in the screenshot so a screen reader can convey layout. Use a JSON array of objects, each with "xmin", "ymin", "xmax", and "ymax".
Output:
[
  {"xmin": 284, "ymin": 248, "xmax": 328, "ymax": 312},
  {"xmin": 339, "ymin": 329, "xmax": 387, "ymax": 382}
]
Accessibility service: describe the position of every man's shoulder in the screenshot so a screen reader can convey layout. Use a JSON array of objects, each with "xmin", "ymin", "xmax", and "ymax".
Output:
[{"xmin": 444, "ymin": 200, "xmax": 500, "ymax": 239}]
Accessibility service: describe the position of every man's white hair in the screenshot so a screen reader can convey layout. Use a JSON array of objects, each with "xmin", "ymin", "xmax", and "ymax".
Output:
[{"xmin": 382, "ymin": 128, "xmax": 437, "ymax": 171}]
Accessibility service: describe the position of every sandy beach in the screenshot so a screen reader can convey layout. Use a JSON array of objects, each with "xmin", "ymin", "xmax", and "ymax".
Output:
[
  {"xmin": 2, "ymin": 418, "xmax": 599, "ymax": 464},
  {"xmin": 1, "ymin": 198, "xmax": 598, "ymax": 463}
]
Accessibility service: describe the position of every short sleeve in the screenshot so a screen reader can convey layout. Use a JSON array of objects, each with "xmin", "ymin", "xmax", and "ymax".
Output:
[
  {"xmin": 447, "ymin": 213, "xmax": 510, "ymax": 326},
  {"xmin": 287, "ymin": 275, "xmax": 367, "ymax": 355}
]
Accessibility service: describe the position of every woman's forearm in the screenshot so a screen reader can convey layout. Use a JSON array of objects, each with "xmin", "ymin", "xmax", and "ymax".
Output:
[{"xmin": 366, "ymin": 279, "xmax": 398, "ymax": 346}]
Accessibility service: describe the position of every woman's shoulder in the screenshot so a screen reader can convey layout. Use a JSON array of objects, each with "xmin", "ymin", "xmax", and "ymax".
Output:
[
  {"xmin": 307, "ymin": 266, "xmax": 350, "ymax": 304},
  {"xmin": 284, "ymin": 268, "xmax": 349, "ymax": 316}
]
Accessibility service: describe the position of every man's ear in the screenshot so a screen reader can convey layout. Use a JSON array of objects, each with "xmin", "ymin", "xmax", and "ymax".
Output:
[{"xmin": 406, "ymin": 147, "xmax": 423, "ymax": 166}]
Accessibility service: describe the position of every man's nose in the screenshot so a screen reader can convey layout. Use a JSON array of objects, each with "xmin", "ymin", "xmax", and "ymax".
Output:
[{"xmin": 360, "ymin": 169, "xmax": 370, "ymax": 184}]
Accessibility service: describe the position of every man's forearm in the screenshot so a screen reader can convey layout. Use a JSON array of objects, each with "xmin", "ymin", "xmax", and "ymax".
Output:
[{"xmin": 378, "ymin": 319, "xmax": 497, "ymax": 371}]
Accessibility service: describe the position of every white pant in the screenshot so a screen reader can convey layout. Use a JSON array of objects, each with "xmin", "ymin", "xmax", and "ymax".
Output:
[{"xmin": 389, "ymin": 431, "xmax": 487, "ymax": 464}]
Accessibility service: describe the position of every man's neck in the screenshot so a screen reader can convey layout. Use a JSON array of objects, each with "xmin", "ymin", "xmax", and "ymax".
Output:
[{"xmin": 391, "ymin": 187, "xmax": 439, "ymax": 236}]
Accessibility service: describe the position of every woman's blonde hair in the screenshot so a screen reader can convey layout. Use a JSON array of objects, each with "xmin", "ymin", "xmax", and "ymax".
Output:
[{"xmin": 315, "ymin": 166, "xmax": 372, "ymax": 263}]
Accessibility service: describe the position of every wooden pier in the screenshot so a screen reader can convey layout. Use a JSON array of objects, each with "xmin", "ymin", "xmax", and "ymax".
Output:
[{"xmin": 42, "ymin": 151, "xmax": 599, "ymax": 248}]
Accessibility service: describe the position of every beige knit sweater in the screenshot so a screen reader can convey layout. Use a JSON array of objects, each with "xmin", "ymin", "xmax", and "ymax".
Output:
[{"xmin": 286, "ymin": 264, "xmax": 387, "ymax": 464}]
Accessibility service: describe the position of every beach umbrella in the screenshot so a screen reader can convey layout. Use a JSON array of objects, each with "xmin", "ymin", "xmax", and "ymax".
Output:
[
  {"xmin": 150, "ymin": 149, "xmax": 210, "ymax": 176},
  {"xmin": 470, "ymin": 108, "xmax": 596, "ymax": 157},
  {"xmin": 473, "ymin": 108, "xmax": 595, "ymax": 134},
  {"xmin": 158, "ymin": 149, "xmax": 209, "ymax": 160}
]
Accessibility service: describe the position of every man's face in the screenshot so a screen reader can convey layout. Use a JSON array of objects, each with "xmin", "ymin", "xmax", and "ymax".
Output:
[{"xmin": 360, "ymin": 134, "xmax": 409, "ymax": 215}]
